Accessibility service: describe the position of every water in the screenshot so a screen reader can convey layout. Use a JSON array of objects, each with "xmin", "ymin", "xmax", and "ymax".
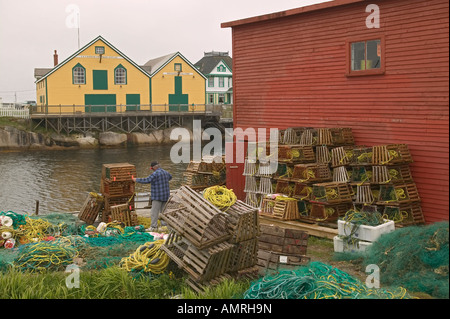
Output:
[{"xmin": 0, "ymin": 145, "xmax": 188, "ymax": 215}]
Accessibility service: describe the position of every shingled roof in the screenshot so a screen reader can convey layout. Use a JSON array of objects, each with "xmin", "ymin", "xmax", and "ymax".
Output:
[{"xmin": 194, "ymin": 52, "xmax": 232, "ymax": 75}]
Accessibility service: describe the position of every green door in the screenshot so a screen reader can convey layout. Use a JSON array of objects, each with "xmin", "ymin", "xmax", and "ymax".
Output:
[
  {"xmin": 169, "ymin": 76, "xmax": 188, "ymax": 111},
  {"xmin": 85, "ymin": 94, "xmax": 116, "ymax": 112},
  {"xmin": 126, "ymin": 94, "xmax": 140, "ymax": 111},
  {"xmin": 93, "ymin": 70, "xmax": 108, "ymax": 90}
]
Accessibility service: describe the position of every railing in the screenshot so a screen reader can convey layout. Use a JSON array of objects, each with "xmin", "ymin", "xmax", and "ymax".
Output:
[
  {"xmin": 30, "ymin": 104, "xmax": 233, "ymax": 118},
  {"xmin": 0, "ymin": 107, "xmax": 30, "ymax": 119}
]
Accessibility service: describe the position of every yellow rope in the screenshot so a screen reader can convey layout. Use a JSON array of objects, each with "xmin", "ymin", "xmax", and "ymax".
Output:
[
  {"xmin": 203, "ymin": 185, "xmax": 237, "ymax": 210},
  {"xmin": 119, "ymin": 239, "xmax": 169, "ymax": 275}
]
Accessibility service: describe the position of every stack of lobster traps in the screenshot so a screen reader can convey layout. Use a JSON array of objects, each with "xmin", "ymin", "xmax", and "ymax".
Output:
[
  {"xmin": 182, "ymin": 155, "xmax": 226, "ymax": 191},
  {"xmin": 245, "ymin": 127, "xmax": 425, "ymax": 228},
  {"xmin": 78, "ymin": 163, "xmax": 136, "ymax": 225},
  {"xmin": 160, "ymin": 186, "xmax": 260, "ymax": 293}
]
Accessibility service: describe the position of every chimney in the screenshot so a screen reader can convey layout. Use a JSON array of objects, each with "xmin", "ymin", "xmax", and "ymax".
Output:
[{"xmin": 53, "ymin": 50, "xmax": 58, "ymax": 66}]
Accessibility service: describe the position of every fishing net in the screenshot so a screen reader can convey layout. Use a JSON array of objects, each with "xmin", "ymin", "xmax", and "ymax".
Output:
[
  {"xmin": 363, "ymin": 221, "xmax": 449, "ymax": 299},
  {"xmin": 0, "ymin": 212, "xmax": 157, "ymax": 273},
  {"xmin": 244, "ymin": 261, "xmax": 412, "ymax": 299}
]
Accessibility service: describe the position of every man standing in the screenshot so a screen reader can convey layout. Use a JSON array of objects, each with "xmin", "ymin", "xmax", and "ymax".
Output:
[{"xmin": 133, "ymin": 161, "xmax": 172, "ymax": 231}]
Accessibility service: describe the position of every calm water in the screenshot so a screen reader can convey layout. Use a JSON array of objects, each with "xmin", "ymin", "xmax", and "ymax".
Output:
[{"xmin": 0, "ymin": 145, "xmax": 188, "ymax": 215}]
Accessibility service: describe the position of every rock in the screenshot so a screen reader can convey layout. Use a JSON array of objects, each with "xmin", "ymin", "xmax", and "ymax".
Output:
[
  {"xmin": 129, "ymin": 132, "xmax": 159, "ymax": 145},
  {"xmin": 99, "ymin": 132, "xmax": 127, "ymax": 146}
]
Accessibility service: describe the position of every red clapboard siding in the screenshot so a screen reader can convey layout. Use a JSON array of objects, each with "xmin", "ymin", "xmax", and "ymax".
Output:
[{"xmin": 224, "ymin": 0, "xmax": 449, "ymax": 223}]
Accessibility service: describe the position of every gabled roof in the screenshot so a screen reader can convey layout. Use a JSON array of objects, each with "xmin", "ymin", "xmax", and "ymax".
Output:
[
  {"xmin": 194, "ymin": 53, "xmax": 233, "ymax": 75},
  {"xmin": 142, "ymin": 52, "xmax": 207, "ymax": 79},
  {"xmin": 35, "ymin": 35, "xmax": 151, "ymax": 83}
]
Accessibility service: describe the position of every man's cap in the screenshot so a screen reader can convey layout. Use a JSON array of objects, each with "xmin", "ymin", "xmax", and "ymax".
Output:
[{"xmin": 150, "ymin": 161, "xmax": 159, "ymax": 168}]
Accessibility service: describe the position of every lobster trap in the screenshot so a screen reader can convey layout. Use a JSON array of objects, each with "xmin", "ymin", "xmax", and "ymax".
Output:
[
  {"xmin": 161, "ymin": 231, "xmax": 233, "ymax": 283},
  {"xmin": 260, "ymin": 197, "xmax": 300, "ymax": 221},
  {"xmin": 225, "ymin": 200, "xmax": 260, "ymax": 244},
  {"xmin": 350, "ymin": 147, "xmax": 373, "ymax": 165},
  {"xmin": 372, "ymin": 144, "xmax": 413, "ymax": 165},
  {"xmin": 291, "ymin": 163, "xmax": 332, "ymax": 184},
  {"xmin": 228, "ymin": 238, "xmax": 259, "ymax": 272},
  {"xmin": 371, "ymin": 165, "xmax": 414, "ymax": 184},
  {"xmin": 311, "ymin": 182, "xmax": 353, "ymax": 204},
  {"xmin": 102, "ymin": 163, "xmax": 136, "ymax": 182},
  {"xmin": 376, "ymin": 183, "xmax": 420, "ymax": 205},
  {"xmin": 110, "ymin": 203, "xmax": 138, "ymax": 227},
  {"xmin": 350, "ymin": 166, "xmax": 373, "ymax": 184},
  {"xmin": 277, "ymin": 145, "xmax": 316, "ymax": 163},
  {"xmin": 300, "ymin": 202, "xmax": 352, "ymax": 223},
  {"xmin": 78, "ymin": 192, "xmax": 104, "ymax": 225},
  {"xmin": 161, "ymin": 186, "xmax": 230, "ymax": 249},
  {"xmin": 382, "ymin": 202, "xmax": 425, "ymax": 226},
  {"xmin": 275, "ymin": 180, "xmax": 295, "ymax": 197},
  {"xmin": 293, "ymin": 182, "xmax": 313, "ymax": 201}
]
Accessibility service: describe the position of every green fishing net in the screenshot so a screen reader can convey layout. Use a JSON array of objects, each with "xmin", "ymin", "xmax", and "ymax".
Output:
[
  {"xmin": 244, "ymin": 261, "xmax": 412, "ymax": 299},
  {"xmin": 0, "ymin": 212, "xmax": 155, "ymax": 273},
  {"xmin": 363, "ymin": 221, "xmax": 449, "ymax": 299}
]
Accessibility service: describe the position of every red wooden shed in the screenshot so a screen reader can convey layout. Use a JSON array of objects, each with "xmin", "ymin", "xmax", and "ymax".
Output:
[{"xmin": 222, "ymin": 0, "xmax": 449, "ymax": 223}]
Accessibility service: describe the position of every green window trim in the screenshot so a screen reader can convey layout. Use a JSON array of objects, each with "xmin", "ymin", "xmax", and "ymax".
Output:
[
  {"xmin": 95, "ymin": 46, "xmax": 105, "ymax": 54},
  {"xmin": 174, "ymin": 63, "xmax": 182, "ymax": 72},
  {"xmin": 114, "ymin": 64, "xmax": 127, "ymax": 85},
  {"xmin": 217, "ymin": 65, "xmax": 226, "ymax": 72},
  {"xmin": 72, "ymin": 63, "xmax": 86, "ymax": 85},
  {"xmin": 208, "ymin": 77, "xmax": 214, "ymax": 87}
]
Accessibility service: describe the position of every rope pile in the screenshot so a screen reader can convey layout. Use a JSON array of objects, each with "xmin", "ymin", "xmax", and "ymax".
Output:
[
  {"xmin": 244, "ymin": 262, "xmax": 412, "ymax": 299},
  {"xmin": 203, "ymin": 185, "xmax": 237, "ymax": 210},
  {"xmin": 119, "ymin": 239, "xmax": 169, "ymax": 276}
]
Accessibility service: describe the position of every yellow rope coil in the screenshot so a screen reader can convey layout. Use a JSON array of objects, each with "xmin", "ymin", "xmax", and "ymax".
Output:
[
  {"xmin": 203, "ymin": 185, "xmax": 237, "ymax": 210},
  {"xmin": 119, "ymin": 239, "xmax": 169, "ymax": 275}
]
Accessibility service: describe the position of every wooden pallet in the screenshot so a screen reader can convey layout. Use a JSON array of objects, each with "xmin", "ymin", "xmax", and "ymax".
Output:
[
  {"xmin": 78, "ymin": 192, "xmax": 104, "ymax": 225},
  {"xmin": 102, "ymin": 163, "xmax": 136, "ymax": 182},
  {"xmin": 291, "ymin": 163, "xmax": 332, "ymax": 184},
  {"xmin": 110, "ymin": 204, "xmax": 138, "ymax": 227},
  {"xmin": 259, "ymin": 224, "xmax": 309, "ymax": 255},
  {"xmin": 311, "ymin": 182, "xmax": 353, "ymax": 204},
  {"xmin": 161, "ymin": 186, "xmax": 230, "ymax": 249},
  {"xmin": 225, "ymin": 200, "xmax": 260, "ymax": 243}
]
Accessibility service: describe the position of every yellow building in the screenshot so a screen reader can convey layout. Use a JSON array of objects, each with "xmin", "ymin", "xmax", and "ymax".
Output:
[
  {"xmin": 34, "ymin": 36, "xmax": 206, "ymax": 114},
  {"xmin": 142, "ymin": 52, "xmax": 207, "ymax": 112}
]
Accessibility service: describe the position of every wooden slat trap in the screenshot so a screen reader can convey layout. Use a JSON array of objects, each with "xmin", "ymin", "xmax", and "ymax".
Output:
[
  {"xmin": 78, "ymin": 192, "xmax": 104, "ymax": 225},
  {"xmin": 161, "ymin": 186, "xmax": 230, "ymax": 249},
  {"xmin": 110, "ymin": 203, "xmax": 138, "ymax": 227}
]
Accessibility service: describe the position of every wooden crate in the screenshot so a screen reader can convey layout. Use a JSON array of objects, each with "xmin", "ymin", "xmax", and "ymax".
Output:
[
  {"xmin": 259, "ymin": 224, "xmax": 309, "ymax": 255},
  {"xmin": 291, "ymin": 163, "xmax": 332, "ymax": 184},
  {"xmin": 161, "ymin": 232, "xmax": 233, "ymax": 283},
  {"xmin": 161, "ymin": 186, "xmax": 230, "ymax": 249},
  {"xmin": 228, "ymin": 238, "xmax": 259, "ymax": 272},
  {"xmin": 257, "ymin": 250, "xmax": 310, "ymax": 276},
  {"xmin": 372, "ymin": 144, "xmax": 413, "ymax": 165},
  {"xmin": 78, "ymin": 192, "xmax": 104, "ymax": 225},
  {"xmin": 102, "ymin": 163, "xmax": 136, "ymax": 182},
  {"xmin": 225, "ymin": 200, "xmax": 260, "ymax": 243},
  {"xmin": 278, "ymin": 145, "xmax": 316, "ymax": 163},
  {"xmin": 311, "ymin": 182, "xmax": 353, "ymax": 204},
  {"xmin": 110, "ymin": 204, "xmax": 138, "ymax": 227}
]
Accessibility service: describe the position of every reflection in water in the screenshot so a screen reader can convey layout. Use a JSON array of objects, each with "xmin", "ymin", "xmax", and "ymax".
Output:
[{"xmin": 0, "ymin": 146, "xmax": 188, "ymax": 215}]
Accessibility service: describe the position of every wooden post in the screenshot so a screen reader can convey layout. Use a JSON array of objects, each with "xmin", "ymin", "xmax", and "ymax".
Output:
[{"xmin": 35, "ymin": 200, "xmax": 39, "ymax": 215}]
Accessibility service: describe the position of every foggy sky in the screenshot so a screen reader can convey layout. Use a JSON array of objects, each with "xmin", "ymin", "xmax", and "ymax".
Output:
[{"xmin": 0, "ymin": 0, "xmax": 330, "ymax": 103}]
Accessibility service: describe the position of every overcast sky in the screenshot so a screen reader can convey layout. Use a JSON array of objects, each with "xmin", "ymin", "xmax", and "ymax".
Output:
[{"xmin": 0, "ymin": 0, "xmax": 330, "ymax": 103}]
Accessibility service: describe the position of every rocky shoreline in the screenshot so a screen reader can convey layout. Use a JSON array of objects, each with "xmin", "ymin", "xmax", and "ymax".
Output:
[{"xmin": 0, "ymin": 126, "xmax": 195, "ymax": 151}]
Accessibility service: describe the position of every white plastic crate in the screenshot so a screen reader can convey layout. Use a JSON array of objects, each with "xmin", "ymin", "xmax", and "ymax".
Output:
[
  {"xmin": 337, "ymin": 219, "xmax": 395, "ymax": 242},
  {"xmin": 333, "ymin": 236, "xmax": 373, "ymax": 253}
]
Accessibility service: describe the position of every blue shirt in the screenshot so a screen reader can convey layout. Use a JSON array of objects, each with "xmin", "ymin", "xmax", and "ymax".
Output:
[{"xmin": 135, "ymin": 168, "xmax": 172, "ymax": 201}]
